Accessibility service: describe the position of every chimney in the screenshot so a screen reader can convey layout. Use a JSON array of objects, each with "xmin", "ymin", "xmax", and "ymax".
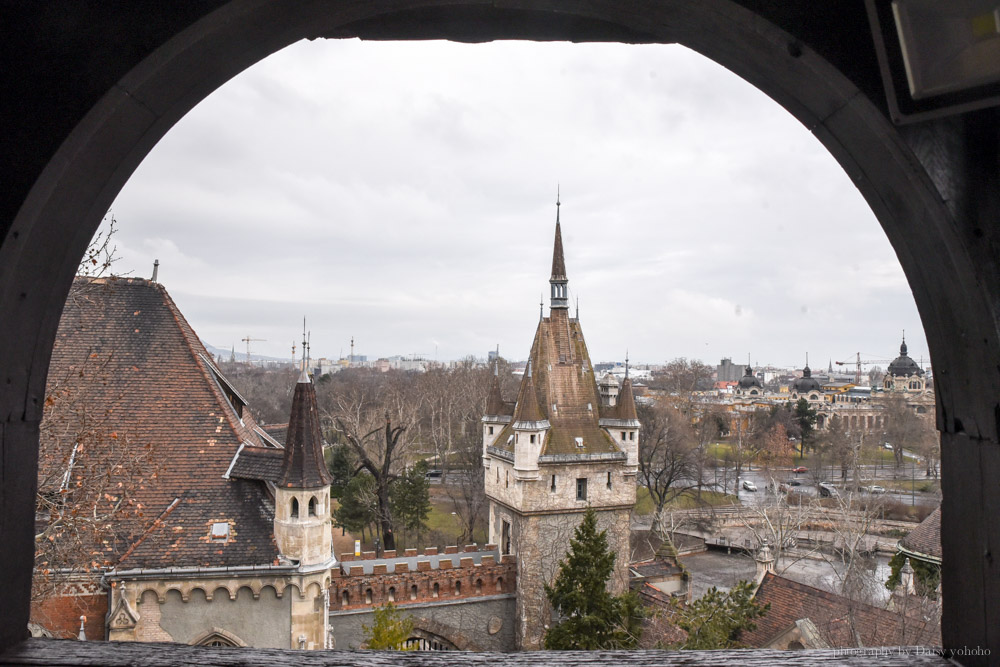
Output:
[{"xmin": 151, "ymin": 259, "xmax": 159, "ymax": 282}]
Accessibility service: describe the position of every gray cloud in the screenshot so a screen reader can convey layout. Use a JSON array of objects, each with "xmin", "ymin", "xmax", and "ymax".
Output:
[{"xmin": 107, "ymin": 39, "xmax": 928, "ymax": 369}]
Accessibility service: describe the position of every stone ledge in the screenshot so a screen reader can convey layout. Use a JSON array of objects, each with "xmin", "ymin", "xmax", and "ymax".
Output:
[{"xmin": 0, "ymin": 639, "xmax": 953, "ymax": 666}]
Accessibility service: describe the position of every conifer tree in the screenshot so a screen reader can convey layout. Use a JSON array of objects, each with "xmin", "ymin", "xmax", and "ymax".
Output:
[
  {"xmin": 362, "ymin": 602, "xmax": 415, "ymax": 650},
  {"xmin": 543, "ymin": 508, "xmax": 642, "ymax": 649},
  {"xmin": 669, "ymin": 580, "xmax": 768, "ymax": 649}
]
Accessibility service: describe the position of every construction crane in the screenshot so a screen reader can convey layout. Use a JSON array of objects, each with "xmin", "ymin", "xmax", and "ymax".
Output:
[
  {"xmin": 241, "ymin": 336, "xmax": 266, "ymax": 364},
  {"xmin": 835, "ymin": 353, "xmax": 896, "ymax": 384}
]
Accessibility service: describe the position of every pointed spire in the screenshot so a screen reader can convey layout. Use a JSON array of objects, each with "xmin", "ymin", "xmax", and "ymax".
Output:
[
  {"xmin": 485, "ymin": 354, "xmax": 507, "ymax": 417},
  {"xmin": 277, "ymin": 372, "xmax": 333, "ymax": 489},
  {"xmin": 540, "ymin": 294, "xmax": 544, "ymax": 320},
  {"xmin": 615, "ymin": 370, "xmax": 638, "ymax": 421},
  {"xmin": 512, "ymin": 358, "xmax": 546, "ymax": 423},
  {"xmin": 900, "ymin": 330, "xmax": 908, "ymax": 356},
  {"xmin": 625, "ymin": 351, "xmax": 630, "ymax": 380}
]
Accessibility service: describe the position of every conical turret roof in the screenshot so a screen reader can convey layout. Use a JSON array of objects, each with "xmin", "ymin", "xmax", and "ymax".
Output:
[
  {"xmin": 512, "ymin": 360, "xmax": 547, "ymax": 424},
  {"xmin": 614, "ymin": 375, "xmax": 638, "ymax": 420},
  {"xmin": 485, "ymin": 362, "xmax": 512, "ymax": 416},
  {"xmin": 277, "ymin": 371, "xmax": 333, "ymax": 489}
]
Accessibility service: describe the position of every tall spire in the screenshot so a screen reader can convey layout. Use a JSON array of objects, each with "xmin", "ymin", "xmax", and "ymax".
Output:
[
  {"xmin": 277, "ymin": 372, "xmax": 332, "ymax": 489},
  {"xmin": 549, "ymin": 189, "xmax": 569, "ymax": 310}
]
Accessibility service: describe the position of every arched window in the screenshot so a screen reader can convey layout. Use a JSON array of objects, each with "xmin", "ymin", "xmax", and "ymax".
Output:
[
  {"xmin": 308, "ymin": 496, "xmax": 316, "ymax": 517},
  {"xmin": 410, "ymin": 585, "xmax": 418, "ymax": 600},
  {"xmin": 388, "ymin": 587, "xmax": 395, "ymax": 602},
  {"xmin": 290, "ymin": 498, "xmax": 299, "ymax": 518},
  {"xmin": 365, "ymin": 588, "xmax": 373, "ymax": 604},
  {"xmin": 454, "ymin": 580, "xmax": 462, "ymax": 595},
  {"xmin": 475, "ymin": 579, "xmax": 483, "ymax": 594},
  {"xmin": 432, "ymin": 583, "xmax": 439, "ymax": 598},
  {"xmin": 341, "ymin": 590, "xmax": 349, "ymax": 606}
]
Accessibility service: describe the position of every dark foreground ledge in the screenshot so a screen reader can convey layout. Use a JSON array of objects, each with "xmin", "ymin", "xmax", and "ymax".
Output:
[{"xmin": 0, "ymin": 639, "xmax": 955, "ymax": 666}]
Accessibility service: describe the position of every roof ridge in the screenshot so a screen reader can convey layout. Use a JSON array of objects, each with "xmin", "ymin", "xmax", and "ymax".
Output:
[{"xmin": 116, "ymin": 496, "xmax": 181, "ymax": 566}]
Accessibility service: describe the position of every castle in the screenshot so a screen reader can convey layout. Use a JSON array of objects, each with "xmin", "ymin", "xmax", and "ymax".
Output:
[{"xmin": 31, "ymin": 200, "xmax": 639, "ymax": 652}]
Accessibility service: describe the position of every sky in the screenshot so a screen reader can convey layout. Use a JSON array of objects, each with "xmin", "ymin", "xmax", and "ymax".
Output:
[{"xmin": 105, "ymin": 38, "xmax": 929, "ymax": 371}]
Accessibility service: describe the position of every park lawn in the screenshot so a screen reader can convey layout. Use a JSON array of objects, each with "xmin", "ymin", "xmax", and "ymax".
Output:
[
  {"xmin": 706, "ymin": 442, "xmax": 734, "ymax": 460},
  {"xmin": 880, "ymin": 478, "xmax": 940, "ymax": 493},
  {"xmin": 634, "ymin": 487, "xmax": 739, "ymax": 515}
]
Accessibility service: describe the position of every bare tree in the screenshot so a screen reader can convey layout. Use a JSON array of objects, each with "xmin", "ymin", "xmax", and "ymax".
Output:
[
  {"xmin": 649, "ymin": 358, "xmax": 714, "ymax": 394},
  {"xmin": 636, "ymin": 400, "xmax": 699, "ymax": 530}
]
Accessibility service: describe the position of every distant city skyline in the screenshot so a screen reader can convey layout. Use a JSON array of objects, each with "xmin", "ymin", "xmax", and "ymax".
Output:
[{"xmin": 106, "ymin": 39, "xmax": 929, "ymax": 369}]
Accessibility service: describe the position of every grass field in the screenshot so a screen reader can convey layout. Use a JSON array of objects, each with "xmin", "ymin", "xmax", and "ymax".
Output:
[{"xmin": 634, "ymin": 486, "xmax": 739, "ymax": 516}]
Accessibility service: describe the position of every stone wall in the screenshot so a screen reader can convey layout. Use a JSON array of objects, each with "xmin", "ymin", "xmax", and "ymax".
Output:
[
  {"xmin": 328, "ymin": 594, "xmax": 516, "ymax": 650},
  {"xmin": 29, "ymin": 577, "xmax": 106, "ymax": 640},
  {"xmin": 148, "ymin": 584, "xmax": 291, "ymax": 647}
]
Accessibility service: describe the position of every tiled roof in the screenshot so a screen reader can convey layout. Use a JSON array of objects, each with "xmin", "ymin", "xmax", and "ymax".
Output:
[
  {"xmin": 276, "ymin": 373, "xmax": 333, "ymax": 489},
  {"xmin": 261, "ymin": 423, "xmax": 289, "ymax": 445},
  {"xmin": 742, "ymin": 573, "xmax": 940, "ymax": 648},
  {"xmin": 41, "ymin": 277, "xmax": 279, "ymax": 570},
  {"xmin": 229, "ymin": 447, "xmax": 283, "ymax": 482},
  {"xmin": 899, "ymin": 507, "xmax": 942, "ymax": 561},
  {"xmin": 484, "ymin": 370, "xmax": 514, "ymax": 417},
  {"xmin": 607, "ymin": 376, "xmax": 638, "ymax": 421}
]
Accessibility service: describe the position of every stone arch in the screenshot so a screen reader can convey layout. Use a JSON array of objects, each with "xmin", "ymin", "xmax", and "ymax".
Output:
[
  {"xmin": 308, "ymin": 495, "xmax": 317, "ymax": 517},
  {"xmin": 2, "ymin": 0, "xmax": 999, "ymax": 654},
  {"xmin": 409, "ymin": 618, "xmax": 481, "ymax": 651},
  {"xmin": 210, "ymin": 585, "xmax": 235, "ymax": 602},
  {"xmin": 291, "ymin": 497, "xmax": 299, "ymax": 519}
]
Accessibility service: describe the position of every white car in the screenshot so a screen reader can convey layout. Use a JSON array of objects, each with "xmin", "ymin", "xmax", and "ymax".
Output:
[
  {"xmin": 742, "ymin": 480, "xmax": 758, "ymax": 492},
  {"xmin": 869, "ymin": 485, "xmax": 886, "ymax": 494}
]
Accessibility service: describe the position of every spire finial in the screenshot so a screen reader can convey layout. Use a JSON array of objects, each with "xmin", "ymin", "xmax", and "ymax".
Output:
[
  {"xmin": 575, "ymin": 296, "xmax": 579, "ymax": 320},
  {"xmin": 556, "ymin": 184, "xmax": 561, "ymax": 222},
  {"xmin": 527, "ymin": 358, "xmax": 532, "ymax": 378},
  {"xmin": 494, "ymin": 345, "xmax": 500, "ymax": 376},
  {"xmin": 301, "ymin": 317, "xmax": 307, "ymax": 374},
  {"xmin": 540, "ymin": 294, "xmax": 544, "ymax": 320},
  {"xmin": 625, "ymin": 351, "xmax": 629, "ymax": 380}
]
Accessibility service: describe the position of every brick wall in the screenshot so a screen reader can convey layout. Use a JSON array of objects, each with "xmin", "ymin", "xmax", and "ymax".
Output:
[
  {"xmin": 30, "ymin": 583, "xmax": 108, "ymax": 640},
  {"xmin": 332, "ymin": 545, "xmax": 516, "ymax": 611}
]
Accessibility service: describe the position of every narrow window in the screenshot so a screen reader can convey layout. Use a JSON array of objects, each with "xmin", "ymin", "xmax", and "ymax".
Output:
[
  {"xmin": 410, "ymin": 585, "xmax": 418, "ymax": 600},
  {"xmin": 607, "ymin": 471, "xmax": 612, "ymax": 489},
  {"xmin": 550, "ymin": 474, "xmax": 556, "ymax": 492},
  {"xmin": 496, "ymin": 468, "xmax": 499, "ymax": 483},
  {"xmin": 501, "ymin": 520, "xmax": 511, "ymax": 555},
  {"xmin": 290, "ymin": 498, "xmax": 299, "ymax": 518},
  {"xmin": 341, "ymin": 590, "xmax": 349, "ymax": 606},
  {"xmin": 455, "ymin": 581, "xmax": 462, "ymax": 595},
  {"xmin": 365, "ymin": 588, "xmax": 373, "ymax": 604},
  {"xmin": 515, "ymin": 433, "xmax": 519, "ymax": 444},
  {"xmin": 621, "ymin": 431, "xmax": 626, "ymax": 440},
  {"xmin": 488, "ymin": 426, "xmax": 494, "ymax": 435},
  {"xmin": 576, "ymin": 478, "xmax": 587, "ymax": 501},
  {"xmin": 476, "ymin": 579, "xmax": 483, "ymax": 594},
  {"xmin": 530, "ymin": 434, "xmax": 536, "ymax": 444},
  {"xmin": 308, "ymin": 496, "xmax": 316, "ymax": 517},
  {"xmin": 432, "ymin": 583, "xmax": 440, "ymax": 598},
  {"xmin": 496, "ymin": 577, "xmax": 504, "ymax": 592},
  {"xmin": 629, "ymin": 431, "xmax": 635, "ymax": 441},
  {"xmin": 505, "ymin": 470, "xmax": 509, "ymax": 488},
  {"xmin": 388, "ymin": 587, "xmax": 395, "ymax": 602}
]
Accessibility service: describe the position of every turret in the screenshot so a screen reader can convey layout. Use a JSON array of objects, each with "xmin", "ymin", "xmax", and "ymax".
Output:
[
  {"xmin": 549, "ymin": 193, "xmax": 569, "ymax": 310},
  {"xmin": 511, "ymin": 360, "xmax": 549, "ymax": 480},
  {"xmin": 273, "ymin": 370, "xmax": 333, "ymax": 566}
]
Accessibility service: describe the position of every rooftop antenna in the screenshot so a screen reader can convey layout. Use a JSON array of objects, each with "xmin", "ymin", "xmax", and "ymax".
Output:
[
  {"xmin": 306, "ymin": 330, "xmax": 311, "ymax": 368},
  {"xmin": 575, "ymin": 296, "xmax": 579, "ymax": 320},
  {"xmin": 556, "ymin": 184, "xmax": 561, "ymax": 223},
  {"xmin": 539, "ymin": 294, "xmax": 544, "ymax": 320},
  {"xmin": 350, "ymin": 336, "xmax": 355, "ymax": 364},
  {"xmin": 151, "ymin": 259, "xmax": 159, "ymax": 282},
  {"xmin": 494, "ymin": 344, "xmax": 500, "ymax": 374},
  {"xmin": 301, "ymin": 318, "xmax": 307, "ymax": 373}
]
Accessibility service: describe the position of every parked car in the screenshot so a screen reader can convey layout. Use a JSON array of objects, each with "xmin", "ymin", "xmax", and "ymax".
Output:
[
  {"xmin": 792, "ymin": 466, "xmax": 808, "ymax": 473},
  {"xmin": 425, "ymin": 469, "xmax": 443, "ymax": 478},
  {"xmin": 742, "ymin": 480, "xmax": 758, "ymax": 492},
  {"xmin": 819, "ymin": 483, "xmax": 839, "ymax": 498},
  {"xmin": 869, "ymin": 485, "xmax": 886, "ymax": 494},
  {"xmin": 787, "ymin": 479, "xmax": 802, "ymax": 487}
]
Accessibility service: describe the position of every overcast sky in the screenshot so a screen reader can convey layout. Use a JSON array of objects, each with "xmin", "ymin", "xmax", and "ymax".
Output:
[{"xmin": 105, "ymin": 38, "xmax": 929, "ymax": 371}]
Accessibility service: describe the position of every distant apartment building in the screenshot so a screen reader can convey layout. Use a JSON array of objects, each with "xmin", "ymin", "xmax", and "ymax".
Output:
[{"xmin": 716, "ymin": 357, "xmax": 743, "ymax": 382}]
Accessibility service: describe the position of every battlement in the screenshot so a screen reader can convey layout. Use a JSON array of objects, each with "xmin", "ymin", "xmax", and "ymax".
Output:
[{"xmin": 331, "ymin": 545, "xmax": 515, "ymax": 611}]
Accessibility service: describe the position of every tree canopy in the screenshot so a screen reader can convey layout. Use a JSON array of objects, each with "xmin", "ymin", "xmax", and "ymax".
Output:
[
  {"xmin": 362, "ymin": 602, "xmax": 415, "ymax": 650},
  {"xmin": 543, "ymin": 508, "xmax": 643, "ymax": 649},
  {"xmin": 669, "ymin": 580, "xmax": 769, "ymax": 649}
]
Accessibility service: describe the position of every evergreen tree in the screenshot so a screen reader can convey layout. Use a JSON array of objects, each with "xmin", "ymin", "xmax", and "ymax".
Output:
[
  {"xmin": 669, "ymin": 580, "xmax": 768, "ymax": 649},
  {"xmin": 390, "ymin": 460, "xmax": 431, "ymax": 535},
  {"xmin": 793, "ymin": 399, "xmax": 818, "ymax": 455},
  {"xmin": 543, "ymin": 508, "xmax": 643, "ymax": 649},
  {"xmin": 362, "ymin": 602, "xmax": 415, "ymax": 650}
]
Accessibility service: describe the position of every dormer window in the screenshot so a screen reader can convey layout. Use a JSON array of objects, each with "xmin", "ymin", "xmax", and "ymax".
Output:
[{"xmin": 210, "ymin": 522, "xmax": 230, "ymax": 541}]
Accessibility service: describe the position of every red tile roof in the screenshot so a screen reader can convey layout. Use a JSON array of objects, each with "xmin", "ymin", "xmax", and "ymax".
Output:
[
  {"xmin": 742, "ymin": 573, "xmax": 940, "ymax": 648},
  {"xmin": 40, "ymin": 277, "xmax": 279, "ymax": 570},
  {"xmin": 899, "ymin": 507, "xmax": 942, "ymax": 562}
]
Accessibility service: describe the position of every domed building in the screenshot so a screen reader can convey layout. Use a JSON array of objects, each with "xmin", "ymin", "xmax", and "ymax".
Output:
[
  {"xmin": 789, "ymin": 363, "xmax": 823, "ymax": 404},
  {"xmin": 734, "ymin": 364, "xmax": 763, "ymax": 397},
  {"xmin": 883, "ymin": 336, "xmax": 926, "ymax": 393}
]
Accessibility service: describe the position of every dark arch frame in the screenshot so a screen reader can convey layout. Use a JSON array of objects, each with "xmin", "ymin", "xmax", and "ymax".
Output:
[{"xmin": 1, "ymin": 1, "xmax": 998, "ymax": 659}]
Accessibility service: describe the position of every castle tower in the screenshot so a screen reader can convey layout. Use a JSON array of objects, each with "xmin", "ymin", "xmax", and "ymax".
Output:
[
  {"xmin": 482, "ymin": 199, "xmax": 637, "ymax": 649},
  {"xmin": 273, "ymin": 370, "xmax": 335, "ymax": 649}
]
